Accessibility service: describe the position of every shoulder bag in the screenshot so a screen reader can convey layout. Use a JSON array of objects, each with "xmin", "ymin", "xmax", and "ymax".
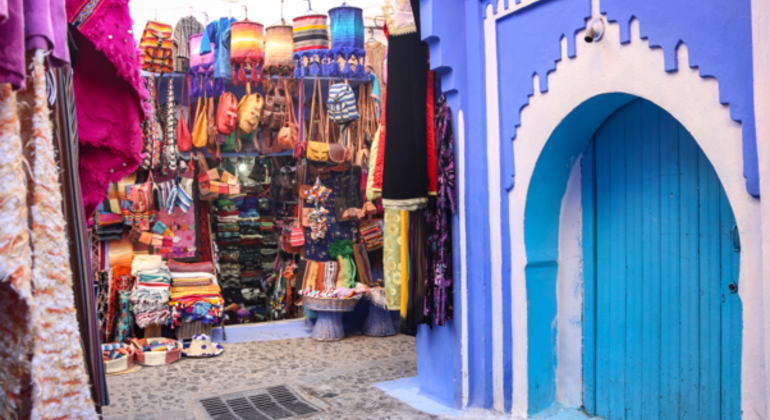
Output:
[
  {"xmin": 277, "ymin": 77, "xmax": 299, "ymax": 150},
  {"xmin": 177, "ymin": 76, "xmax": 193, "ymax": 152}
]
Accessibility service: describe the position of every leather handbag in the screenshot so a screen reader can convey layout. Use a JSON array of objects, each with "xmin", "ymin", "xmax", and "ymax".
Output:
[
  {"xmin": 139, "ymin": 21, "xmax": 173, "ymax": 74},
  {"xmin": 277, "ymin": 78, "xmax": 299, "ymax": 150},
  {"xmin": 192, "ymin": 85, "xmax": 208, "ymax": 148},
  {"xmin": 217, "ymin": 92, "xmax": 239, "ymax": 135},
  {"xmin": 238, "ymin": 83, "xmax": 264, "ymax": 134},
  {"xmin": 307, "ymin": 78, "xmax": 331, "ymax": 163},
  {"xmin": 177, "ymin": 76, "xmax": 193, "ymax": 152}
]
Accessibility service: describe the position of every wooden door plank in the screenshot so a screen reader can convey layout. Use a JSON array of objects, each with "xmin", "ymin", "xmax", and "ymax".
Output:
[
  {"xmin": 720, "ymin": 187, "xmax": 742, "ymax": 420},
  {"xmin": 582, "ymin": 139, "xmax": 598, "ymax": 415},
  {"xmin": 697, "ymin": 146, "xmax": 721, "ymax": 420},
  {"xmin": 624, "ymin": 100, "xmax": 644, "ymax": 420},
  {"xmin": 607, "ymin": 108, "xmax": 627, "ymax": 420},
  {"xmin": 658, "ymin": 110, "xmax": 681, "ymax": 420},
  {"xmin": 678, "ymin": 124, "xmax": 700, "ymax": 420},
  {"xmin": 640, "ymin": 101, "xmax": 662, "ymax": 419},
  {"xmin": 595, "ymin": 120, "xmax": 613, "ymax": 420}
]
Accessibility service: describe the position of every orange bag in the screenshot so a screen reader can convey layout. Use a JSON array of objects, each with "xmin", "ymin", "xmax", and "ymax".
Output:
[
  {"xmin": 139, "ymin": 21, "xmax": 174, "ymax": 74},
  {"xmin": 217, "ymin": 92, "xmax": 239, "ymax": 135},
  {"xmin": 277, "ymin": 78, "xmax": 298, "ymax": 150}
]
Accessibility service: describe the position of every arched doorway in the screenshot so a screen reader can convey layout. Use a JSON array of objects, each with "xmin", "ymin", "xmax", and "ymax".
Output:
[{"xmin": 581, "ymin": 98, "xmax": 742, "ymax": 420}]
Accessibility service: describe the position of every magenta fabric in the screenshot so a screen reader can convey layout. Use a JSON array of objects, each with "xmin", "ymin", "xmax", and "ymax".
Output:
[
  {"xmin": 1, "ymin": 0, "xmax": 8, "ymax": 23},
  {"xmin": 0, "ymin": 0, "xmax": 25, "ymax": 89},
  {"xmin": 72, "ymin": 28, "xmax": 143, "ymax": 217}
]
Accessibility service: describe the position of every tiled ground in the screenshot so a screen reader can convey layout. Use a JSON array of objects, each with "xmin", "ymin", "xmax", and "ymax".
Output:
[{"xmin": 102, "ymin": 334, "xmax": 436, "ymax": 420}]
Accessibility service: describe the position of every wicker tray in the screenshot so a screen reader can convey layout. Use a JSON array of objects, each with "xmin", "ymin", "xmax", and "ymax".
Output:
[
  {"xmin": 102, "ymin": 343, "xmax": 135, "ymax": 374},
  {"xmin": 131, "ymin": 338, "xmax": 183, "ymax": 366},
  {"xmin": 175, "ymin": 320, "xmax": 213, "ymax": 340},
  {"xmin": 303, "ymin": 296, "xmax": 361, "ymax": 312}
]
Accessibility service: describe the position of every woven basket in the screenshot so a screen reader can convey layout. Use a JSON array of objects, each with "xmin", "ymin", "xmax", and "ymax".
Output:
[
  {"xmin": 303, "ymin": 296, "xmax": 360, "ymax": 312},
  {"xmin": 131, "ymin": 338, "xmax": 183, "ymax": 366},
  {"xmin": 175, "ymin": 321, "xmax": 213, "ymax": 340},
  {"xmin": 102, "ymin": 343, "xmax": 135, "ymax": 374}
]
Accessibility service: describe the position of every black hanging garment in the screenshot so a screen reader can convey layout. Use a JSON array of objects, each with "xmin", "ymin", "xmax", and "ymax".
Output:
[{"xmin": 381, "ymin": 0, "xmax": 429, "ymax": 211}]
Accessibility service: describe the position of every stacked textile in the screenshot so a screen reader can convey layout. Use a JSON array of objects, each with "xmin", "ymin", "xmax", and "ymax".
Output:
[
  {"xmin": 214, "ymin": 199, "xmax": 243, "ymax": 301},
  {"xmin": 168, "ymin": 262, "xmax": 223, "ymax": 327},
  {"xmin": 130, "ymin": 256, "xmax": 171, "ymax": 328},
  {"xmin": 360, "ymin": 219, "xmax": 384, "ymax": 250}
]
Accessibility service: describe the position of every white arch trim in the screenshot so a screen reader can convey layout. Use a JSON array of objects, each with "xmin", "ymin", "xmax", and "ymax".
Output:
[{"xmin": 504, "ymin": 13, "xmax": 763, "ymax": 420}]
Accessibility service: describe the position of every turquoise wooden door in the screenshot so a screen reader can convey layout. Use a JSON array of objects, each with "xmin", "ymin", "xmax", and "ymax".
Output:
[{"xmin": 582, "ymin": 99, "xmax": 742, "ymax": 420}]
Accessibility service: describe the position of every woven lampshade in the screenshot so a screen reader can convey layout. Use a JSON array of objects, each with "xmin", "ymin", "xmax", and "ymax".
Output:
[
  {"xmin": 329, "ymin": 4, "xmax": 365, "ymax": 78},
  {"xmin": 230, "ymin": 20, "xmax": 265, "ymax": 86},
  {"xmin": 264, "ymin": 24, "xmax": 295, "ymax": 76},
  {"xmin": 293, "ymin": 14, "xmax": 330, "ymax": 77}
]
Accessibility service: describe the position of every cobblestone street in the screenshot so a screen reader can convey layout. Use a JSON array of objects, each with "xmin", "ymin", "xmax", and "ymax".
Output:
[{"xmin": 102, "ymin": 334, "xmax": 435, "ymax": 420}]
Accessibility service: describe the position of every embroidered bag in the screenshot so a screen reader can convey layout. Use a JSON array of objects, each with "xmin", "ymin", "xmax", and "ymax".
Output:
[
  {"xmin": 217, "ymin": 92, "xmax": 239, "ymax": 135},
  {"xmin": 327, "ymin": 82, "xmax": 359, "ymax": 123},
  {"xmin": 139, "ymin": 21, "xmax": 174, "ymax": 73},
  {"xmin": 178, "ymin": 76, "xmax": 193, "ymax": 152}
]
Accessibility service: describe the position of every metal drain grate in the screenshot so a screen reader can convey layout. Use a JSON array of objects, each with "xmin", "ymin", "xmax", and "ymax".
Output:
[{"xmin": 197, "ymin": 385, "xmax": 321, "ymax": 420}]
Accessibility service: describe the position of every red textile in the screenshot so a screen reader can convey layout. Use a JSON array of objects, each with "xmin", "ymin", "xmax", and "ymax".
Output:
[
  {"xmin": 426, "ymin": 70, "xmax": 437, "ymax": 196},
  {"xmin": 373, "ymin": 87, "xmax": 387, "ymax": 192},
  {"xmin": 168, "ymin": 260, "xmax": 214, "ymax": 274},
  {"xmin": 198, "ymin": 201, "xmax": 213, "ymax": 262}
]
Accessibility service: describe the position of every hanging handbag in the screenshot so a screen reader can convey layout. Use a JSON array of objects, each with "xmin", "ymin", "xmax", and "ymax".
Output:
[
  {"xmin": 327, "ymin": 82, "xmax": 359, "ymax": 124},
  {"xmin": 277, "ymin": 77, "xmax": 299, "ymax": 151},
  {"xmin": 139, "ymin": 21, "xmax": 174, "ymax": 74},
  {"xmin": 238, "ymin": 83, "xmax": 265, "ymax": 134},
  {"xmin": 192, "ymin": 84, "xmax": 208, "ymax": 148},
  {"xmin": 354, "ymin": 84, "xmax": 371, "ymax": 167},
  {"xmin": 177, "ymin": 76, "xmax": 193, "ymax": 152},
  {"xmin": 217, "ymin": 91, "xmax": 239, "ymax": 135}
]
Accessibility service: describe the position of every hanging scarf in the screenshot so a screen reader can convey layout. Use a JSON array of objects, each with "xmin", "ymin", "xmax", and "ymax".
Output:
[
  {"xmin": 382, "ymin": 0, "xmax": 417, "ymax": 37},
  {"xmin": 329, "ymin": 239, "xmax": 357, "ymax": 289}
]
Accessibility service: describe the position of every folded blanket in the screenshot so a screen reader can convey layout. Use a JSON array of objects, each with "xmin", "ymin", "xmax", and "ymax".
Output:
[
  {"xmin": 131, "ymin": 255, "xmax": 167, "ymax": 276},
  {"xmin": 168, "ymin": 259, "xmax": 215, "ymax": 275}
]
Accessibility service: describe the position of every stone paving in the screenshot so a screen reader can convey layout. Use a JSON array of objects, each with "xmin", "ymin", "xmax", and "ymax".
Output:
[{"xmin": 102, "ymin": 334, "xmax": 436, "ymax": 420}]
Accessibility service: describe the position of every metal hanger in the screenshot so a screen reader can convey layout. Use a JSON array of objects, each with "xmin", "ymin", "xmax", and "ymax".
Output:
[
  {"xmin": 303, "ymin": 0, "xmax": 320, "ymax": 15},
  {"xmin": 243, "ymin": 5, "xmax": 248, "ymax": 20},
  {"xmin": 366, "ymin": 27, "xmax": 377, "ymax": 44}
]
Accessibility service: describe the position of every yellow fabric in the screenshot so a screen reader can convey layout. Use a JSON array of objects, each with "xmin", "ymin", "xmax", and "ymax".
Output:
[
  {"xmin": 237, "ymin": 83, "xmax": 264, "ymax": 134},
  {"xmin": 169, "ymin": 284, "xmax": 221, "ymax": 299},
  {"xmin": 399, "ymin": 210, "xmax": 409, "ymax": 319},
  {"xmin": 383, "ymin": 209, "xmax": 403, "ymax": 310},
  {"xmin": 192, "ymin": 88, "xmax": 208, "ymax": 148},
  {"xmin": 307, "ymin": 141, "xmax": 330, "ymax": 162}
]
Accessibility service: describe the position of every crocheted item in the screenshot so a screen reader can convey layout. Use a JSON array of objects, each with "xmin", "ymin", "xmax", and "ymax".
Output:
[
  {"xmin": 21, "ymin": 50, "xmax": 98, "ymax": 419},
  {"xmin": 230, "ymin": 20, "xmax": 265, "ymax": 87},
  {"xmin": 292, "ymin": 14, "xmax": 329, "ymax": 78},
  {"xmin": 0, "ymin": 82, "xmax": 34, "ymax": 420},
  {"xmin": 328, "ymin": 5, "xmax": 366, "ymax": 78},
  {"xmin": 264, "ymin": 25, "xmax": 295, "ymax": 76}
]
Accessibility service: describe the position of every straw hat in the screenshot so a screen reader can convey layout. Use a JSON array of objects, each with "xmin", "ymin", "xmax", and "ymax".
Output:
[{"xmin": 182, "ymin": 334, "xmax": 224, "ymax": 358}]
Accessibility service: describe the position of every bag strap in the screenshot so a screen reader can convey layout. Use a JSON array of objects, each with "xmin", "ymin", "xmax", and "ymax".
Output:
[
  {"xmin": 282, "ymin": 77, "xmax": 295, "ymax": 126},
  {"xmin": 197, "ymin": 149, "xmax": 210, "ymax": 172}
]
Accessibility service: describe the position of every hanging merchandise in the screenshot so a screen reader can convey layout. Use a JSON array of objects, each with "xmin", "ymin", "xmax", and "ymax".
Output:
[
  {"xmin": 381, "ymin": 0, "xmax": 417, "ymax": 36},
  {"xmin": 264, "ymin": 25, "xmax": 295, "ymax": 76},
  {"xmin": 178, "ymin": 76, "xmax": 193, "ymax": 152},
  {"xmin": 192, "ymin": 86, "xmax": 209, "ymax": 148},
  {"xmin": 327, "ymin": 82, "xmax": 360, "ymax": 124},
  {"xmin": 217, "ymin": 91, "xmax": 239, "ymax": 135},
  {"xmin": 304, "ymin": 178, "xmax": 333, "ymax": 240},
  {"xmin": 141, "ymin": 75, "xmax": 163, "ymax": 170},
  {"xmin": 139, "ymin": 21, "xmax": 174, "ymax": 74},
  {"xmin": 424, "ymin": 95, "xmax": 457, "ymax": 326},
  {"xmin": 328, "ymin": 4, "xmax": 366, "ymax": 78},
  {"xmin": 329, "ymin": 240, "xmax": 356, "ymax": 289},
  {"xmin": 188, "ymin": 33, "xmax": 215, "ymax": 101},
  {"xmin": 292, "ymin": 13, "xmax": 330, "ymax": 78},
  {"xmin": 230, "ymin": 19, "xmax": 265, "ymax": 87},
  {"xmin": 277, "ymin": 78, "xmax": 299, "ymax": 150},
  {"xmin": 162, "ymin": 79, "xmax": 178, "ymax": 175},
  {"xmin": 173, "ymin": 15, "xmax": 205, "ymax": 72},
  {"xmin": 238, "ymin": 84, "xmax": 265, "ymax": 134},
  {"xmin": 201, "ymin": 16, "xmax": 237, "ymax": 93}
]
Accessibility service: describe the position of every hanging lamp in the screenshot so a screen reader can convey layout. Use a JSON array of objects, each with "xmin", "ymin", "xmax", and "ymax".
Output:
[
  {"xmin": 264, "ymin": 0, "xmax": 295, "ymax": 77},
  {"xmin": 230, "ymin": 6, "xmax": 265, "ymax": 87},
  {"xmin": 292, "ymin": 1, "xmax": 329, "ymax": 78},
  {"xmin": 328, "ymin": 2, "xmax": 366, "ymax": 78}
]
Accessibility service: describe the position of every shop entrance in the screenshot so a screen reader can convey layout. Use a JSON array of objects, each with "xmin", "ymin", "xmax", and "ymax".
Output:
[{"xmin": 581, "ymin": 98, "xmax": 742, "ymax": 420}]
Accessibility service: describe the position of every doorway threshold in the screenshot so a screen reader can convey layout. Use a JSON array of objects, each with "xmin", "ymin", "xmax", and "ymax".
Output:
[{"xmin": 211, "ymin": 318, "xmax": 312, "ymax": 343}]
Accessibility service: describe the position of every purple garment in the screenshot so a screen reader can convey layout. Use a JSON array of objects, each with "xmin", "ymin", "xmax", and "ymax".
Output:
[
  {"xmin": 0, "ymin": 0, "xmax": 24, "ymax": 89},
  {"xmin": 24, "ymin": 0, "xmax": 70, "ymax": 67},
  {"xmin": 0, "ymin": 0, "xmax": 70, "ymax": 90},
  {"xmin": 424, "ymin": 96, "xmax": 456, "ymax": 326}
]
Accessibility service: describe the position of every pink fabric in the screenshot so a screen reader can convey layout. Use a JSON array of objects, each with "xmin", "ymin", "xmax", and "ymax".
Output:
[
  {"xmin": 168, "ymin": 260, "xmax": 215, "ymax": 275},
  {"xmin": 72, "ymin": 28, "xmax": 143, "ymax": 216}
]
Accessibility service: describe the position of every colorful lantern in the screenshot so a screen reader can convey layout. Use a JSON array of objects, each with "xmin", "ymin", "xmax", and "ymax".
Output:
[
  {"xmin": 264, "ymin": 25, "xmax": 295, "ymax": 76},
  {"xmin": 293, "ymin": 14, "xmax": 330, "ymax": 78},
  {"xmin": 329, "ymin": 4, "xmax": 365, "ymax": 78},
  {"xmin": 230, "ymin": 20, "xmax": 265, "ymax": 87}
]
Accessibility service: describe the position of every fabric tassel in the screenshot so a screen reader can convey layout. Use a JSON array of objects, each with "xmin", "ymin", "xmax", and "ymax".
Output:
[
  {"xmin": 232, "ymin": 69, "xmax": 238, "ymax": 86},
  {"xmin": 239, "ymin": 66, "xmax": 248, "ymax": 87},
  {"xmin": 251, "ymin": 65, "xmax": 260, "ymax": 87},
  {"xmin": 342, "ymin": 58, "xmax": 352, "ymax": 79},
  {"xmin": 190, "ymin": 73, "xmax": 201, "ymax": 101},
  {"xmin": 203, "ymin": 73, "xmax": 213, "ymax": 98},
  {"xmin": 214, "ymin": 78, "xmax": 225, "ymax": 96},
  {"xmin": 309, "ymin": 61, "xmax": 319, "ymax": 77},
  {"xmin": 352, "ymin": 59, "xmax": 366, "ymax": 78}
]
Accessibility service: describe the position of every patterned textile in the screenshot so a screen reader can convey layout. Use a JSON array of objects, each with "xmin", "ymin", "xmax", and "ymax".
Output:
[
  {"xmin": 383, "ymin": 209, "xmax": 404, "ymax": 310},
  {"xmin": 22, "ymin": 51, "xmax": 98, "ymax": 418},
  {"xmin": 424, "ymin": 96, "xmax": 456, "ymax": 326},
  {"xmin": 96, "ymin": 271, "xmax": 111, "ymax": 341},
  {"xmin": 303, "ymin": 170, "xmax": 361, "ymax": 261},
  {"xmin": 0, "ymin": 81, "xmax": 34, "ymax": 420},
  {"xmin": 292, "ymin": 14, "xmax": 329, "ymax": 78},
  {"xmin": 230, "ymin": 20, "xmax": 265, "ymax": 86},
  {"xmin": 173, "ymin": 16, "xmax": 205, "ymax": 72},
  {"xmin": 382, "ymin": 0, "xmax": 417, "ymax": 37},
  {"xmin": 264, "ymin": 25, "xmax": 295, "ymax": 76},
  {"xmin": 328, "ymin": 5, "xmax": 365, "ymax": 78},
  {"xmin": 113, "ymin": 290, "xmax": 133, "ymax": 343}
]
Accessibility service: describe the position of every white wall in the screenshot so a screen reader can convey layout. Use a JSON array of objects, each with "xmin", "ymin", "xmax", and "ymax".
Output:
[{"xmin": 555, "ymin": 156, "xmax": 583, "ymax": 409}]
